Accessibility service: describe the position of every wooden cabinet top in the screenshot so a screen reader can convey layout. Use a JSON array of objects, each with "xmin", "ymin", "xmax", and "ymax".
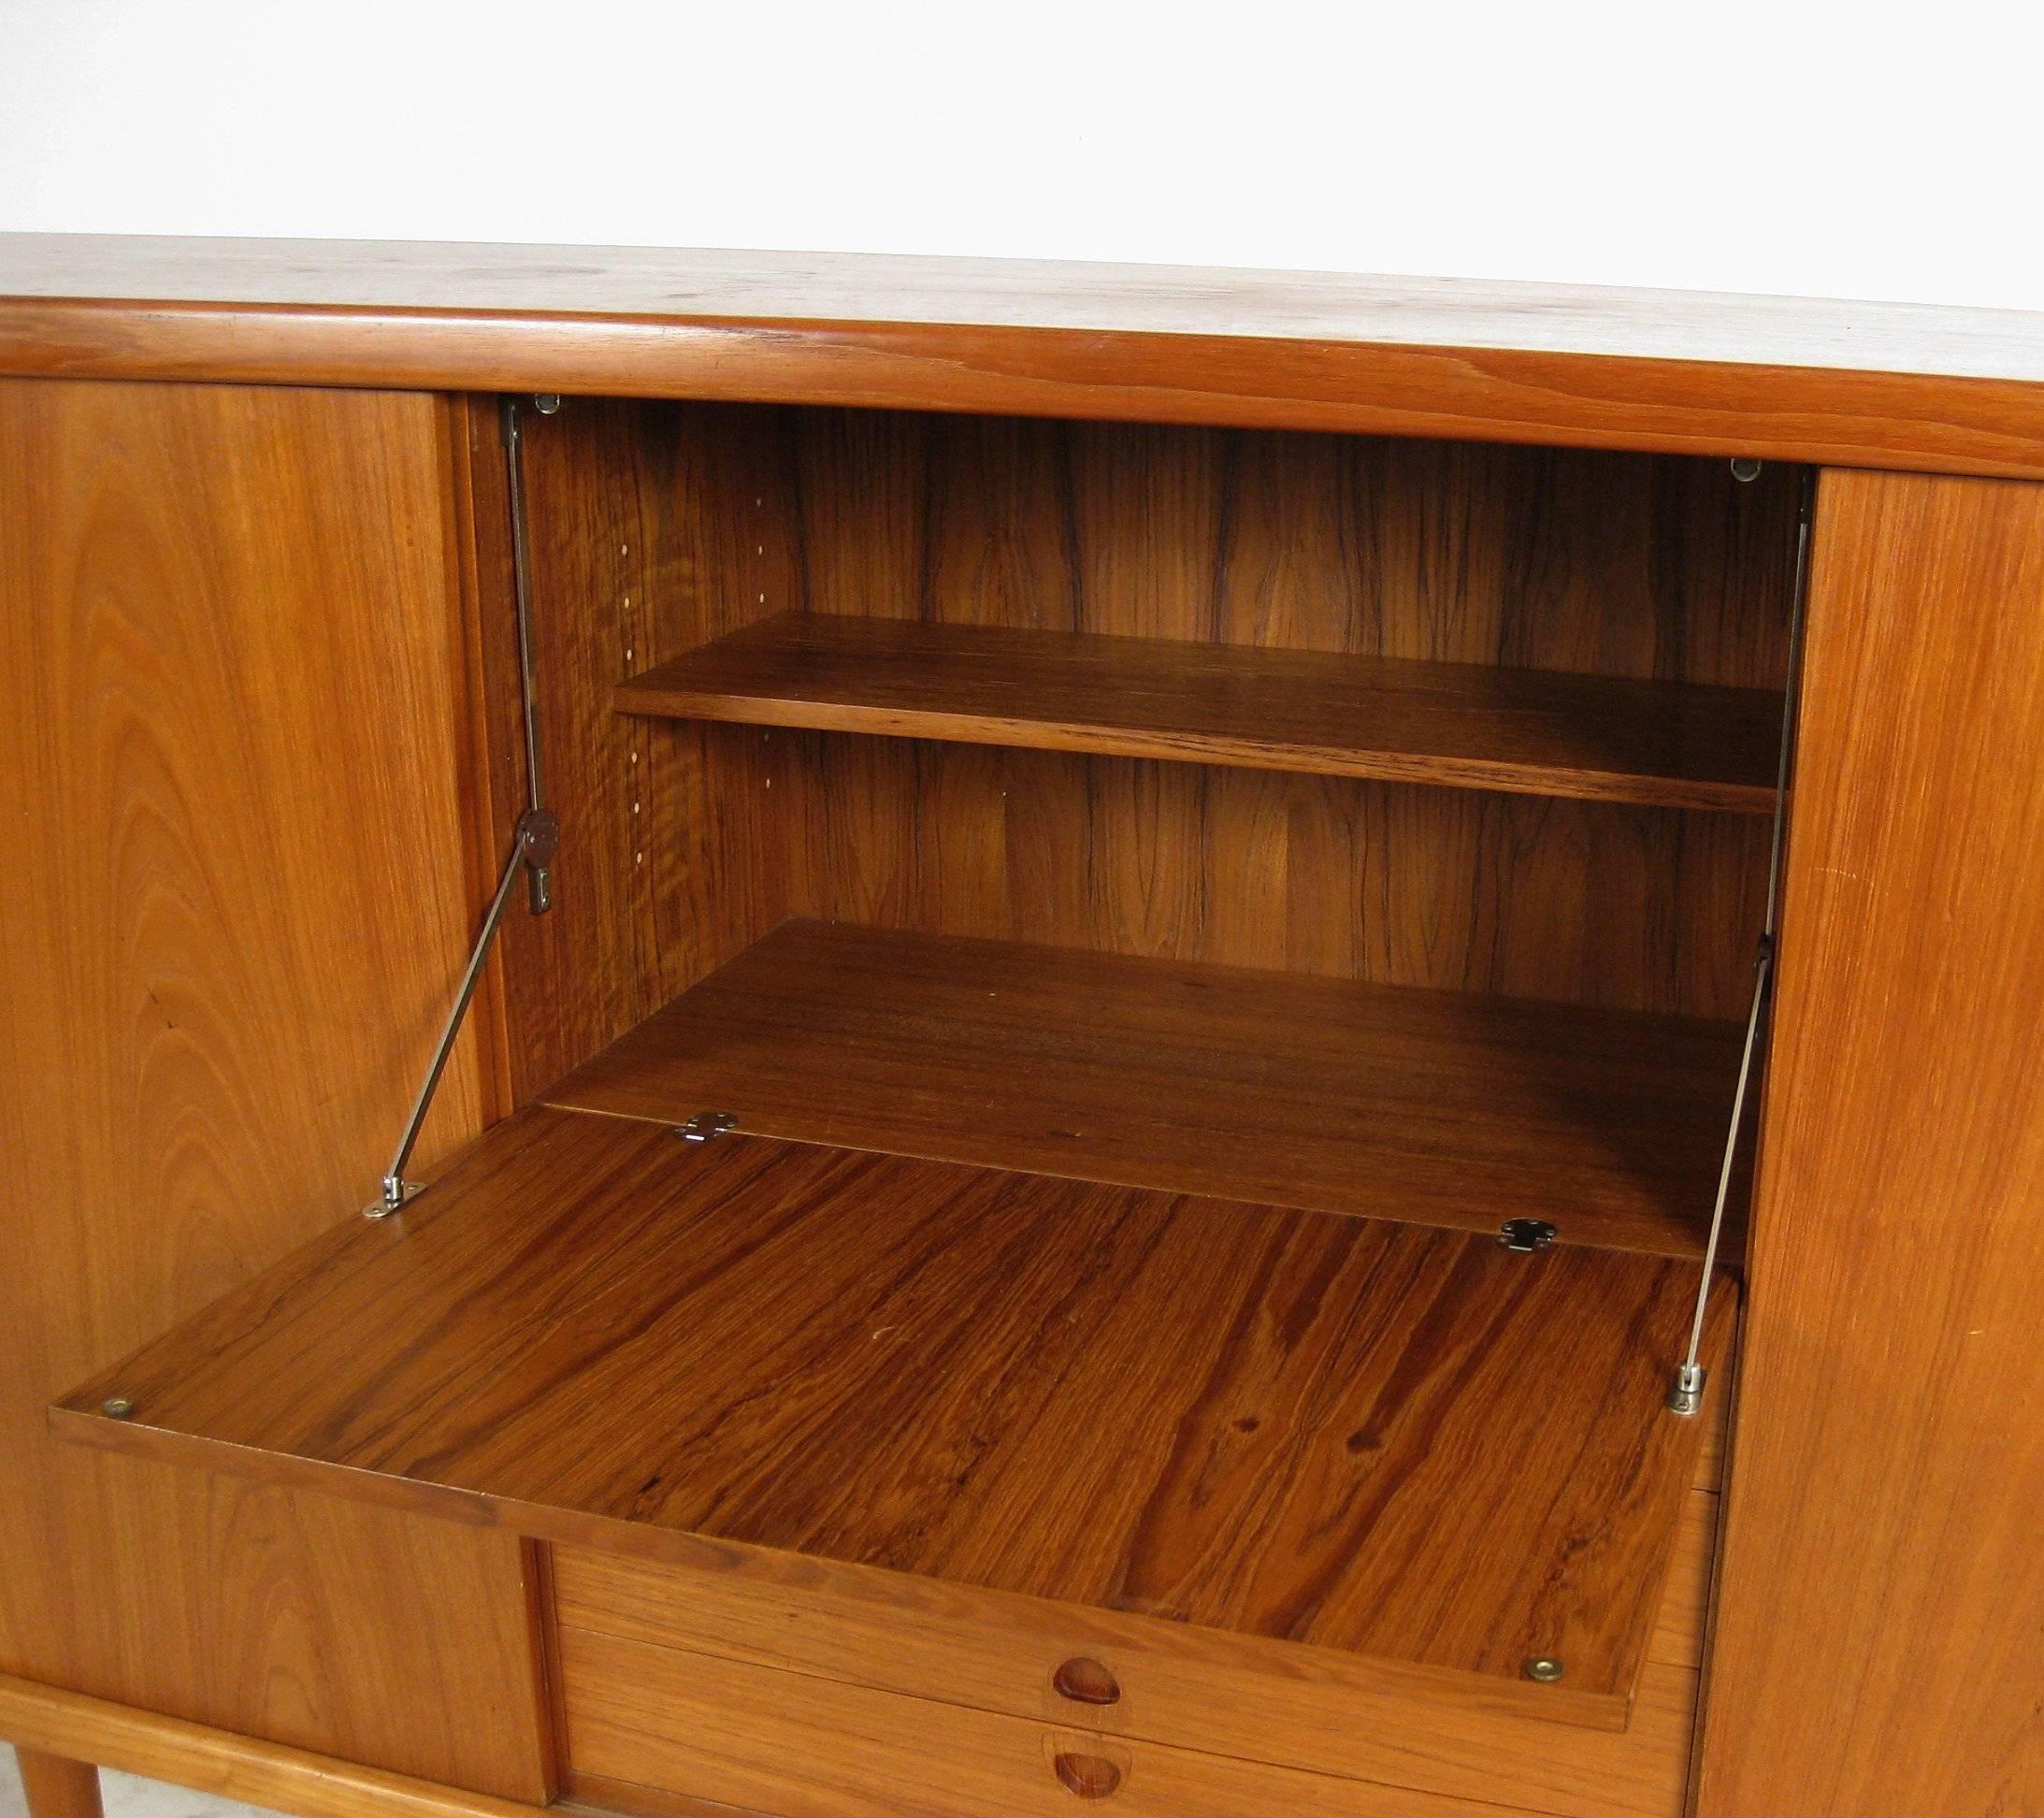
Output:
[{"xmin": 4, "ymin": 233, "xmax": 2041, "ymax": 476}]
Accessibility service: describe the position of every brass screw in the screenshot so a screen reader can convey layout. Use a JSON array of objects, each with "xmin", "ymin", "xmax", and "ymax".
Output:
[
  {"xmin": 1524, "ymin": 1655, "xmax": 1564, "ymax": 1682},
  {"xmin": 102, "ymin": 1396, "xmax": 136, "ymax": 1420}
]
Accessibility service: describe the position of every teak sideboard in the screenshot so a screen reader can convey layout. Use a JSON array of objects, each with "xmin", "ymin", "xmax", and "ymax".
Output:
[{"xmin": 0, "ymin": 239, "xmax": 2039, "ymax": 1818}]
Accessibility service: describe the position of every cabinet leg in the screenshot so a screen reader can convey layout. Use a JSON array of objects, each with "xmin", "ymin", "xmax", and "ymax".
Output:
[{"xmin": 15, "ymin": 1749, "xmax": 104, "ymax": 1818}]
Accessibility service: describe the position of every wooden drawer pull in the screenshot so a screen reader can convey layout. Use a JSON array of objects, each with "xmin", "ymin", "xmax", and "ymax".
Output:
[
  {"xmin": 1053, "ymin": 1752, "xmax": 1123, "ymax": 1798},
  {"xmin": 1052, "ymin": 1655, "xmax": 1121, "ymax": 1705}
]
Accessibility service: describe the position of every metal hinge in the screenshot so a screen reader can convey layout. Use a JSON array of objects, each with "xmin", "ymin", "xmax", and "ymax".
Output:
[
  {"xmin": 1498, "ymin": 1219, "xmax": 1557, "ymax": 1253},
  {"xmin": 675, "ymin": 1112, "xmax": 740, "ymax": 1144}
]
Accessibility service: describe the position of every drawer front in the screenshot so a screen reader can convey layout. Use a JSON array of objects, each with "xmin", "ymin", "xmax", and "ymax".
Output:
[
  {"xmin": 561, "ymin": 1624, "xmax": 1477, "ymax": 1817},
  {"xmin": 551, "ymin": 1544, "xmax": 1699, "ymax": 1817}
]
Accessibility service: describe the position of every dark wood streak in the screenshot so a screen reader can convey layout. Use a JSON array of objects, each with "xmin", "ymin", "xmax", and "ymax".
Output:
[{"xmin": 770, "ymin": 413, "xmax": 1799, "ymax": 686}]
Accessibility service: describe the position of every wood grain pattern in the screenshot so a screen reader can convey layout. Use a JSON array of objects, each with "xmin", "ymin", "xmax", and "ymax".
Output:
[
  {"xmin": 0, "ymin": 1676, "xmax": 555, "ymax": 1818},
  {"xmin": 774, "ymin": 412, "xmax": 1801, "ymax": 688},
  {"xmin": 552, "ymin": 1534, "xmax": 1710, "ymax": 1814},
  {"xmin": 44, "ymin": 1463, "xmax": 557, "ymax": 1801},
  {"xmin": 14, "ymin": 1751, "xmax": 102, "ymax": 1818},
  {"xmin": 0, "ymin": 378, "xmax": 548, "ymax": 1799},
  {"xmin": 799, "ymin": 738, "xmax": 1775, "ymax": 1021},
  {"xmin": 548, "ymin": 918, "xmax": 1746, "ymax": 1257},
  {"xmin": 1697, "ymin": 470, "xmax": 2044, "ymax": 1817},
  {"xmin": 618, "ymin": 613, "xmax": 1783, "ymax": 812},
  {"xmin": 3, "ymin": 237, "xmax": 2042, "ymax": 475},
  {"xmin": 55, "ymin": 1107, "xmax": 1729, "ymax": 1721}
]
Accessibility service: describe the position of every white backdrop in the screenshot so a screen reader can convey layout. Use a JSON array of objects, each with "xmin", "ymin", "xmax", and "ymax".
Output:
[{"xmin": 4, "ymin": 0, "xmax": 2041, "ymax": 310}]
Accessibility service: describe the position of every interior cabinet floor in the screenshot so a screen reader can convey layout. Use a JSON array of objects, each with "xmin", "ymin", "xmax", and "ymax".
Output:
[{"xmin": 548, "ymin": 918, "xmax": 1747, "ymax": 1258}]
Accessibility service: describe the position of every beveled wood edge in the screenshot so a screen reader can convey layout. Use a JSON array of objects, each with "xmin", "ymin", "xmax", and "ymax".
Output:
[
  {"xmin": 0, "ymin": 1672, "xmax": 547, "ymax": 1818},
  {"xmin": 44, "ymin": 1408, "xmax": 1628, "ymax": 1733},
  {"xmin": 5, "ymin": 298, "xmax": 2043, "ymax": 479}
]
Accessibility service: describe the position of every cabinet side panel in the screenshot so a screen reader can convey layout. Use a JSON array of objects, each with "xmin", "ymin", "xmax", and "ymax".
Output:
[
  {"xmin": 1700, "ymin": 469, "xmax": 2044, "ymax": 1814},
  {"xmin": 481, "ymin": 398, "xmax": 803, "ymax": 1095},
  {"xmin": 0, "ymin": 379, "xmax": 550, "ymax": 1799}
]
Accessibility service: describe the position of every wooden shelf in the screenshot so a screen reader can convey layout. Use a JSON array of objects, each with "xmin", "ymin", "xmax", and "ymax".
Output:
[
  {"xmin": 547, "ymin": 919, "xmax": 1747, "ymax": 1260},
  {"xmin": 57, "ymin": 1105, "xmax": 1732, "ymax": 1723},
  {"xmin": 616, "ymin": 612, "xmax": 1785, "ymax": 813}
]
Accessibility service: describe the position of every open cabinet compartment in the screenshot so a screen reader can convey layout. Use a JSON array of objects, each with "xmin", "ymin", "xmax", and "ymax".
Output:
[{"xmin": 54, "ymin": 397, "xmax": 1799, "ymax": 1804}]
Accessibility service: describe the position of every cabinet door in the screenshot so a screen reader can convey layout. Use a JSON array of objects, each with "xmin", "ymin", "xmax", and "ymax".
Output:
[
  {"xmin": 1702, "ymin": 469, "xmax": 2044, "ymax": 1815},
  {"xmin": 0, "ymin": 379, "xmax": 550, "ymax": 1801}
]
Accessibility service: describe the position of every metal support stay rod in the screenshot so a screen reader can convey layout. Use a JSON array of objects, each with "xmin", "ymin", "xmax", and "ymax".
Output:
[
  {"xmin": 362, "ymin": 393, "xmax": 561, "ymax": 1218},
  {"xmin": 1666, "ymin": 943, "xmax": 1771, "ymax": 1413},
  {"xmin": 1667, "ymin": 468, "xmax": 1815, "ymax": 1414},
  {"xmin": 503, "ymin": 394, "xmax": 557, "ymax": 914},
  {"xmin": 365, "ymin": 811, "xmax": 557, "ymax": 1217}
]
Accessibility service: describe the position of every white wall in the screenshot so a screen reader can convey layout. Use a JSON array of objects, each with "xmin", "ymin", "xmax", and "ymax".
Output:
[{"xmin": 3, "ymin": 0, "xmax": 2040, "ymax": 310}]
